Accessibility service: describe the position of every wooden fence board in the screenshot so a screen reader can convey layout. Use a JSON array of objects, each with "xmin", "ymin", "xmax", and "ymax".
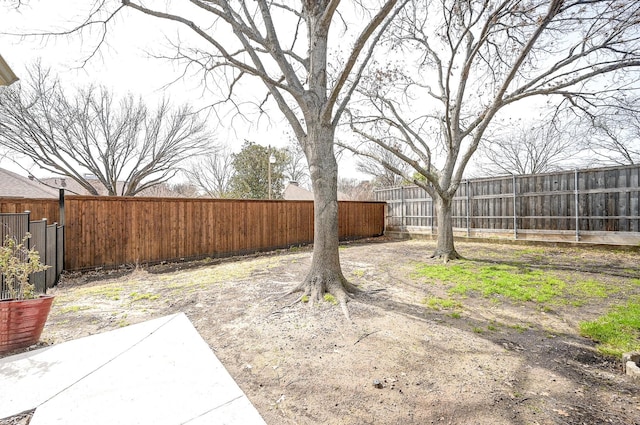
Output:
[{"xmin": 0, "ymin": 199, "xmax": 59, "ymax": 224}]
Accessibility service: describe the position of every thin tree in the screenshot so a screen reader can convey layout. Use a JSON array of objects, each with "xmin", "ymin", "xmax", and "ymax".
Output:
[
  {"xmin": 345, "ymin": 0, "xmax": 640, "ymax": 261},
  {"xmin": 356, "ymin": 143, "xmax": 409, "ymax": 187},
  {"xmin": 18, "ymin": 0, "xmax": 409, "ymax": 310},
  {"xmin": 185, "ymin": 148, "xmax": 236, "ymax": 198},
  {"xmin": 338, "ymin": 177, "xmax": 374, "ymax": 201},
  {"xmin": 283, "ymin": 140, "xmax": 310, "ymax": 189},
  {"xmin": 0, "ymin": 65, "xmax": 213, "ymax": 196}
]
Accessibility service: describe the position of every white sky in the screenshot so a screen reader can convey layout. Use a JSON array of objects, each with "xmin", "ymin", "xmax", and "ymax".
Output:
[{"xmin": 0, "ymin": 1, "xmax": 367, "ymax": 181}]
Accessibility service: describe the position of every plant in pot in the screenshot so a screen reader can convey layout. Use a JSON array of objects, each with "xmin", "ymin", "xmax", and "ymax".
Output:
[{"xmin": 0, "ymin": 233, "xmax": 52, "ymax": 355}]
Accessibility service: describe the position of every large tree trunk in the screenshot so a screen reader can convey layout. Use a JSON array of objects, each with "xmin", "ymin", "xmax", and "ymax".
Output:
[
  {"xmin": 432, "ymin": 195, "xmax": 462, "ymax": 262},
  {"xmin": 290, "ymin": 124, "xmax": 358, "ymax": 311}
]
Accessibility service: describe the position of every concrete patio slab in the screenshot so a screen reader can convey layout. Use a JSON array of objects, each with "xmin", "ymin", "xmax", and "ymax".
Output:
[{"xmin": 0, "ymin": 313, "xmax": 266, "ymax": 425}]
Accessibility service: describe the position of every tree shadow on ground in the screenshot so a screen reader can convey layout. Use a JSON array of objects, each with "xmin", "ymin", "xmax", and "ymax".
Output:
[
  {"xmin": 463, "ymin": 254, "xmax": 640, "ymax": 280},
  {"xmin": 356, "ymin": 290, "xmax": 639, "ymax": 425}
]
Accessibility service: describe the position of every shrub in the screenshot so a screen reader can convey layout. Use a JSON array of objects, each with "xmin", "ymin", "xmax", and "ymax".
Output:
[{"xmin": 0, "ymin": 233, "xmax": 49, "ymax": 300}]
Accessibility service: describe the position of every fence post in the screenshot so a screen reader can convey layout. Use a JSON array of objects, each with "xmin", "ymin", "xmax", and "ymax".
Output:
[
  {"xmin": 59, "ymin": 188, "xmax": 65, "ymax": 227},
  {"xmin": 25, "ymin": 210, "xmax": 31, "ymax": 248},
  {"xmin": 575, "ymin": 169, "xmax": 580, "ymax": 241},
  {"xmin": 513, "ymin": 174, "xmax": 517, "ymax": 240},
  {"xmin": 430, "ymin": 192, "xmax": 434, "ymax": 235},
  {"xmin": 466, "ymin": 180, "xmax": 470, "ymax": 237},
  {"xmin": 42, "ymin": 218, "xmax": 48, "ymax": 293},
  {"xmin": 400, "ymin": 186, "xmax": 405, "ymax": 228}
]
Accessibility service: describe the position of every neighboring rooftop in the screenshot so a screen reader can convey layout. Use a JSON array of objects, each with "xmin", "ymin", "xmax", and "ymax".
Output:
[
  {"xmin": 39, "ymin": 175, "xmax": 123, "ymax": 196},
  {"xmin": 283, "ymin": 181, "xmax": 351, "ymax": 201},
  {"xmin": 0, "ymin": 168, "xmax": 58, "ymax": 198},
  {"xmin": 0, "ymin": 54, "xmax": 19, "ymax": 86},
  {"xmin": 0, "ymin": 170, "xmax": 187, "ymax": 198}
]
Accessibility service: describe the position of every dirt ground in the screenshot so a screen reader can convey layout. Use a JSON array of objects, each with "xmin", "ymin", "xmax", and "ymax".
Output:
[{"xmin": 3, "ymin": 238, "xmax": 640, "ymax": 425}]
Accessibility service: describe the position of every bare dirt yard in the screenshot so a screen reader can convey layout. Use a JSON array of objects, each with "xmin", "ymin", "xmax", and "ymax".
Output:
[{"xmin": 3, "ymin": 238, "xmax": 640, "ymax": 425}]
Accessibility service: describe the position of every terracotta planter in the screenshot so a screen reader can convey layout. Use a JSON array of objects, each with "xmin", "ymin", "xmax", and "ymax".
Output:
[{"xmin": 0, "ymin": 295, "xmax": 54, "ymax": 355}]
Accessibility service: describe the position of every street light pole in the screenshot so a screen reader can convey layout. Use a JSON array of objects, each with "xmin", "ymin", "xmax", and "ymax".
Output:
[
  {"xmin": 268, "ymin": 147, "xmax": 276, "ymax": 199},
  {"xmin": 268, "ymin": 150, "xmax": 272, "ymax": 200}
]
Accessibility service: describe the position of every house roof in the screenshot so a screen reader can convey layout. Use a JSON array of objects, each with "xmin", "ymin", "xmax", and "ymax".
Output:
[
  {"xmin": 0, "ymin": 167, "xmax": 189, "ymax": 198},
  {"xmin": 0, "ymin": 55, "xmax": 19, "ymax": 86},
  {"xmin": 283, "ymin": 182, "xmax": 314, "ymax": 200},
  {"xmin": 283, "ymin": 182, "xmax": 351, "ymax": 201},
  {"xmin": 40, "ymin": 177, "xmax": 189, "ymax": 197},
  {"xmin": 0, "ymin": 168, "xmax": 58, "ymax": 198},
  {"xmin": 40, "ymin": 176, "xmax": 111, "ymax": 196}
]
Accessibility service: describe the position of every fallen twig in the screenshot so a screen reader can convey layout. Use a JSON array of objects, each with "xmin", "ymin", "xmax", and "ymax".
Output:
[{"xmin": 354, "ymin": 330, "xmax": 380, "ymax": 345}]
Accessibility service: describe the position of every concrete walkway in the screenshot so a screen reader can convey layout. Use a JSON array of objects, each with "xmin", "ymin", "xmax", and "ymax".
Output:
[{"xmin": 0, "ymin": 313, "xmax": 266, "ymax": 424}]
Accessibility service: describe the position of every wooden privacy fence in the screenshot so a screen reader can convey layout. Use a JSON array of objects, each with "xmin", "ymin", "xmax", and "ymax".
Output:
[
  {"xmin": 0, "ymin": 212, "xmax": 64, "ymax": 298},
  {"xmin": 375, "ymin": 164, "xmax": 640, "ymax": 245},
  {"xmin": 0, "ymin": 196, "xmax": 385, "ymax": 271}
]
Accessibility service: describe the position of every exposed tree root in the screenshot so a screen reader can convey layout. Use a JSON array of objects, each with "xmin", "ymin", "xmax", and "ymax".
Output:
[
  {"xmin": 430, "ymin": 249, "xmax": 463, "ymax": 263},
  {"xmin": 281, "ymin": 270, "xmax": 359, "ymax": 321}
]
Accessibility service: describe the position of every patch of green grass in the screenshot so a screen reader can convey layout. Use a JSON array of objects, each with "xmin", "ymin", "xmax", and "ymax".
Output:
[
  {"xmin": 414, "ymin": 263, "xmax": 565, "ymax": 303},
  {"xmin": 351, "ymin": 269, "xmax": 365, "ymax": 278},
  {"xmin": 165, "ymin": 258, "xmax": 278, "ymax": 290},
  {"xmin": 632, "ymin": 278, "xmax": 640, "ymax": 286},
  {"xmin": 301, "ymin": 295, "xmax": 309, "ymax": 303},
  {"xmin": 74, "ymin": 285, "xmax": 124, "ymax": 301},
  {"xmin": 450, "ymin": 312, "xmax": 462, "ymax": 319},
  {"xmin": 579, "ymin": 298, "xmax": 640, "ymax": 357},
  {"xmin": 323, "ymin": 293, "xmax": 337, "ymax": 305},
  {"xmin": 421, "ymin": 296, "xmax": 462, "ymax": 311},
  {"xmin": 58, "ymin": 305, "xmax": 93, "ymax": 314},
  {"xmin": 129, "ymin": 291, "xmax": 160, "ymax": 302},
  {"xmin": 509, "ymin": 324, "xmax": 528, "ymax": 333},
  {"xmin": 449, "ymin": 284, "xmax": 470, "ymax": 296},
  {"xmin": 568, "ymin": 280, "xmax": 612, "ymax": 299},
  {"xmin": 472, "ymin": 327, "xmax": 484, "ymax": 334}
]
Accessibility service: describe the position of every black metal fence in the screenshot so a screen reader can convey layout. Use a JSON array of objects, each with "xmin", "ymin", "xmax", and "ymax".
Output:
[
  {"xmin": 374, "ymin": 164, "xmax": 640, "ymax": 245},
  {"xmin": 0, "ymin": 212, "xmax": 64, "ymax": 299}
]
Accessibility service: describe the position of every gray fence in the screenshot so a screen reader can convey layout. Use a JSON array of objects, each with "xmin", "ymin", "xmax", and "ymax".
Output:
[
  {"xmin": 0, "ymin": 212, "xmax": 64, "ymax": 299},
  {"xmin": 374, "ymin": 164, "xmax": 640, "ymax": 245}
]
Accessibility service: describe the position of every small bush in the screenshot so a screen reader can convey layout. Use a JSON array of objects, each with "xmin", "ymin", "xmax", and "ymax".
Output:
[{"xmin": 0, "ymin": 233, "xmax": 49, "ymax": 300}]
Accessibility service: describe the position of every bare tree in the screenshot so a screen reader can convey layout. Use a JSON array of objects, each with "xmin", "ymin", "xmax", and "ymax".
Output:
[
  {"xmin": 139, "ymin": 181, "xmax": 201, "ymax": 197},
  {"xmin": 338, "ymin": 177, "xmax": 374, "ymax": 200},
  {"xmin": 345, "ymin": 0, "xmax": 640, "ymax": 261},
  {"xmin": 0, "ymin": 65, "xmax": 213, "ymax": 196},
  {"xmin": 25, "ymin": 0, "xmax": 408, "ymax": 311},
  {"xmin": 185, "ymin": 148, "xmax": 236, "ymax": 198},
  {"xmin": 579, "ymin": 97, "xmax": 640, "ymax": 165},
  {"xmin": 475, "ymin": 120, "xmax": 583, "ymax": 176},
  {"xmin": 283, "ymin": 140, "xmax": 310, "ymax": 189},
  {"xmin": 356, "ymin": 143, "xmax": 409, "ymax": 187}
]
